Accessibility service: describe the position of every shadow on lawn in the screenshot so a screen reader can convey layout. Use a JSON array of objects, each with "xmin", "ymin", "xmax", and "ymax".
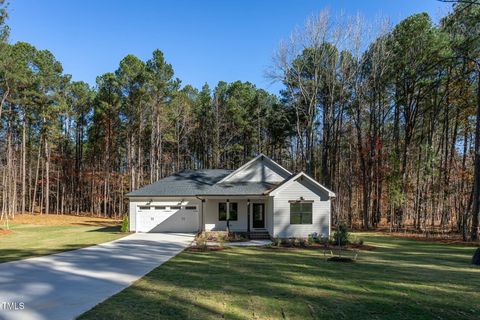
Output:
[
  {"xmin": 79, "ymin": 237, "xmax": 480, "ymax": 320},
  {"xmin": 85, "ymin": 225, "xmax": 122, "ymax": 233},
  {"xmin": 76, "ymin": 220, "xmax": 122, "ymax": 227}
]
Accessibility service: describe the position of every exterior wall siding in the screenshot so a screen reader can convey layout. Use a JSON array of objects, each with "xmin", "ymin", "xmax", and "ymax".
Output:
[
  {"xmin": 204, "ymin": 199, "xmax": 249, "ymax": 231},
  {"xmin": 224, "ymin": 160, "xmax": 289, "ymax": 183},
  {"xmin": 266, "ymin": 196, "xmax": 274, "ymax": 235},
  {"xmin": 272, "ymin": 179, "xmax": 330, "ymax": 238}
]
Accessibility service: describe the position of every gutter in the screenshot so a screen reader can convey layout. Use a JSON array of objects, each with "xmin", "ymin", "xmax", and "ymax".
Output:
[{"xmin": 195, "ymin": 194, "xmax": 267, "ymax": 197}]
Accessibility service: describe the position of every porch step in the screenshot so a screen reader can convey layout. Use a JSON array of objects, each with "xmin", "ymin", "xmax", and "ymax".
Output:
[{"xmin": 249, "ymin": 230, "xmax": 270, "ymax": 240}]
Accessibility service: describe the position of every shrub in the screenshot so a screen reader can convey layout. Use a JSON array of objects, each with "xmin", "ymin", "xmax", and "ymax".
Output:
[
  {"xmin": 318, "ymin": 236, "xmax": 329, "ymax": 245},
  {"xmin": 350, "ymin": 236, "xmax": 364, "ymax": 246},
  {"xmin": 333, "ymin": 223, "xmax": 350, "ymax": 246},
  {"xmin": 206, "ymin": 231, "xmax": 228, "ymax": 241},
  {"xmin": 195, "ymin": 232, "xmax": 208, "ymax": 251},
  {"xmin": 307, "ymin": 234, "xmax": 315, "ymax": 246},
  {"xmin": 272, "ymin": 237, "xmax": 281, "ymax": 247},
  {"xmin": 121, "ymin": 215, "xmax": 129, "ymax": 233},
  {"xmin": 217, "ymin": 233, "xmax": 226, "ymax": 247},
  {"xmin": 298, "ymin": 238, "xmax": 308, "ymax": 247},
  {"xmin": 289, "ymin": 238, "xmax": 300, "ymax": 247},
  {"xmin": 228, "ymin": 232, "xmax": 248, "ymax": 242}
]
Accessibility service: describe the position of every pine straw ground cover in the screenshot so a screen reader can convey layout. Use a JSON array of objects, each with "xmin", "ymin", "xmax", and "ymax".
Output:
[
  {"xmin": 80, "ymin": 233, "xmax": 480, "ymax": 320},
  {"xmin": 3, "ymin": 213, "xmax": 121, "ymax": 226},
  {"xmin": 0, "ymin": 214, "xmax": 125, "ymax": 263}
]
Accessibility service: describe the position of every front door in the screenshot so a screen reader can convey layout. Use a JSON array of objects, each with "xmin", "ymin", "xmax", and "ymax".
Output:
[{"xmin": 252, "ymin": 203, "xmax": 265, "ymax": 228}]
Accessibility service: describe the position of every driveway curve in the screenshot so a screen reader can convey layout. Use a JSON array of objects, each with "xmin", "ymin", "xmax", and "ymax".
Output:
[{"xmin": 0, "ymin": 232, "xmax": 194, "ymax": 320}]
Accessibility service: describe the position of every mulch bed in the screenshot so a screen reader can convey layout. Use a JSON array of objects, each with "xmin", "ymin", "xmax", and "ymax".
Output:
[
  {"xmin": 185, "ymin": 246, "xmax": 228, "ymax": 252},
  {"xmin": 264, "ymin": 243, "xmax": 376, "ymax": 251},
  {"xmin": 204, "ymin": 231, "xmax": 249, "ymax": 243},
  {"xmin": 327, "ymin": 256, "xmax": 355, "ymax": 263},
  {"xmin": 7, "ymin": 213, "xmax": 121, "ymax": 227}
]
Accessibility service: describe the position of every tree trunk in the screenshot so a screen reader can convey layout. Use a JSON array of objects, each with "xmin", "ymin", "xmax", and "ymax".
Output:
[
  {"xmin": 21, "ymin": 116, "xmax": 27, "ymax": 214},
  {"xmin": 45, "ymin": 137, "xmax": 50, "ymax": 215},
  {"xmin": 471, "ymin": 74, "xmax": 480, "ymax": 241}
]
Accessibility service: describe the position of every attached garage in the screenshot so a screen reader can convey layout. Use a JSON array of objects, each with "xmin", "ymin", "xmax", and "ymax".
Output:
[
  {"xmin": 125, "ymin": 170, "xmax": 233, "ymax": 233},
  {"xmin": 134, "ymin": 203, "xmax": 200, "ymax": 233}
]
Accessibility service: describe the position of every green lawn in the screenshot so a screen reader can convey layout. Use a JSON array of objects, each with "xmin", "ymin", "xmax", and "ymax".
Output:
[
  {"xmin": 80, "ymin": 233, "xmax": 480, "ymax": 320},
  {"xmin": 0, "ymin": 223, "xmax": 126, "ymax": 263}
]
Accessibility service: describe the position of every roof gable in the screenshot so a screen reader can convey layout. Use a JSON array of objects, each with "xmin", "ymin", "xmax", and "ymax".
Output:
[
  {"xmin": 268, "ymin": 172, "xmax": 335, "ymax": 198},
  {"xmin": 218, "ymin": 154, "xmax": 291, "ymax": 184}
]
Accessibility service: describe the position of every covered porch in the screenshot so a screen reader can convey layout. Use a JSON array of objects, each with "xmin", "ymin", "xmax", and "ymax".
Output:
[{"xmin": 198, "ymin": 196, "xmax": 272, "ymax": 237}]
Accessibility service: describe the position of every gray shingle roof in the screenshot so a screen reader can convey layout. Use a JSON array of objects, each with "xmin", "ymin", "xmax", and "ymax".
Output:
[
  {"xmin": 126, "ymin": 169, "xmax": 233, "ymax": 197},
  {"xmin": 126, "ymin": 169, "xmax": 280, "ymax": 197},
  {"xmin": 198, "ymin": 181, "xmax": 277, "ymax": 196}
]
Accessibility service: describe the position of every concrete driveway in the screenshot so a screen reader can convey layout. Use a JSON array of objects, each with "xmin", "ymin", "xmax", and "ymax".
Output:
[{"xmin": 0, "ymin": 232, "xmax": 194, "ymax": 320}]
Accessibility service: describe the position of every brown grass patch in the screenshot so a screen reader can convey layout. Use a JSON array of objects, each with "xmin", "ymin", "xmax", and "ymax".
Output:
[
  {"xmin": 0, "ymin": 228, "xmax": 12, "ymax": 236},
  {"xmin": 381, "ymin": 232, "xmax": 480, "ymax": 247},
  {"xmin": 7, "ymin": 213, "xmax": 121, "ymax": 227}
]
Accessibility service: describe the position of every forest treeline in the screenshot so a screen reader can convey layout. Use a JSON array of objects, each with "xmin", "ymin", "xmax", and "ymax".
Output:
[{"xmin": 1, "ymin": 2, "xmax": 479, "ymax": 239}]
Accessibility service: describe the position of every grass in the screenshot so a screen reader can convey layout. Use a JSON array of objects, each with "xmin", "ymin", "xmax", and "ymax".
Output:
[
  {"xmin": 80, "ymin": 233, "xmax": 480, "ymax": 320},
  {"xmin": 0, "ymin": 214, "xmax": 126, "ymax": 263}
]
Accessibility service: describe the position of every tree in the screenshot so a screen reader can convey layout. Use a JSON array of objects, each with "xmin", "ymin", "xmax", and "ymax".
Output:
[
  {"xmin": 116, "ymin": 54, "xmax": 147, "ymax": 190},
  {"xmin": 442, "ymin": 2, "xmax": 480, "ymax": 239},
  {"xmin": 145, "ymin": 49, "xmax": 176, "ymax": 181}
]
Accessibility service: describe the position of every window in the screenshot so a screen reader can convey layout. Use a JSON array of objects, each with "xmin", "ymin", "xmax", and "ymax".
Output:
[
  {"xmin": 218, "ymin": 203, "xmax": 227, "ymax": 221},
  {"xmin": 154, "ymin": 206, "xmax": 166, "ymax": 210},
  {"xmin": 139, "ymin": 206, "xmax": 151, "ymax": 210},
  {"xmin": 170, "ymin": 206, "xmax": 181, "ymax": 210},
  {"xmin": 218, "ymin": 202, "xmax": 238, "ymax": 221},
  {"xmin": 290, "ymin": 202, "xmax": 312, "ymax": 224},
  {"xmin": 185, "ymin": 206, "xmax": 197, "ymax": 210},
  {"xmin": 229, "ymin": 203, "xmax": 238, "ymax": 221}
]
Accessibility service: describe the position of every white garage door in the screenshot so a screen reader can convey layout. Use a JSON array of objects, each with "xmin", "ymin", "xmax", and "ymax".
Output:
[{"xmin": 136, "ymin": 204, "xmax": 199, "ymax": 233}]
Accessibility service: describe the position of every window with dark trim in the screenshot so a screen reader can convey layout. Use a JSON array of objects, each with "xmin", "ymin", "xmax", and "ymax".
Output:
[
  {"xmin": 219, "ymin": 203, "xmax": 227, "ymax": 221},
  {"xmin": 139, "ymin": 206, "xmax": 151, "ymax": 210},
  {"xmin": 185, "ymin": 206, "xmax": 197, "ymax": 210},
  {"xmin": 290, "ymin": 202, "xmax": 312, "ymax": 224},
  {"xmin": 154, "ymin": 206, "xmax": 166, "ymax": 210},
  {"xmin": 218, "ymin": 202, "xmax": 238, "ymax": 221},
  {"xmin": 229, "ymin": 203, "xmax": 238, "ymax": 221},
  {"xmin": 170, "ymin": 206, "xmax": 181, "ymax": 210}
]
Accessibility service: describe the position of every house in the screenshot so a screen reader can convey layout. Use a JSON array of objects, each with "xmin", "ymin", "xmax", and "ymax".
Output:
[{"xmin": 126, "ymin": 154, "xmax": 335, "ymax": 238}]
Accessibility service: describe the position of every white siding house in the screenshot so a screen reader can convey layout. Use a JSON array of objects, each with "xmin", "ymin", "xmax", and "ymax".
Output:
[{"xmin": 126, "ymin": 154, "xmax": 335, "ymax": 238}]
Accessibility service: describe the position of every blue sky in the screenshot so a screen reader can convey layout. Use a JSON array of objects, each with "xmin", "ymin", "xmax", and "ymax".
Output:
[{"xmin": 8, "ymin": 0, "xmax": 452, "ymax": 94}]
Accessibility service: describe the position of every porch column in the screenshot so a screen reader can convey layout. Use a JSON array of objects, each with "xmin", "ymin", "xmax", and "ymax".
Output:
[
  {"xmin": 201, "ymin": 199, "xmax": 205, "ymax": 232},
  {"xmin": 247, "ymin": 199, "xmax": 250, "ymax": 233},
  {"xmin": 226, "ymin": 199, "xmax": 230, "ymax": 232}
]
